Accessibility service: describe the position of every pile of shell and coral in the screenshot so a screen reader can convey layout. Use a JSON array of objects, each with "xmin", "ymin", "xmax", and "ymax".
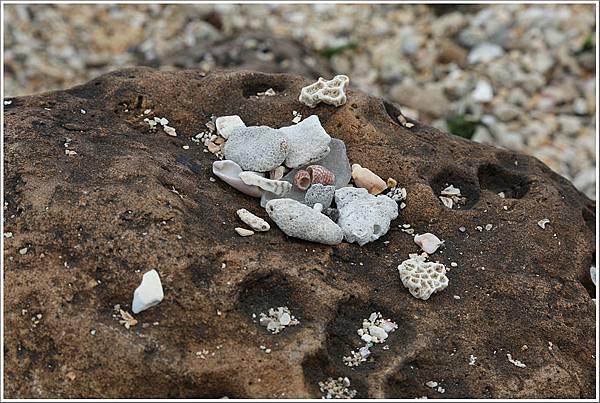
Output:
[{"xmin": 212, "ymin": 76, "xmax": 403, "ymax": 246}]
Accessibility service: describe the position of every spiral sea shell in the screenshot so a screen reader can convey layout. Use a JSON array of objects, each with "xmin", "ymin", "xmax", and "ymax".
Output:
[
  {"xmin": 307, "ymin": 165, "xmax": 335, "ymax": 186},
  {"xmin": 293, "ymin": 170, "xmax": 311, "ymax": 190}
]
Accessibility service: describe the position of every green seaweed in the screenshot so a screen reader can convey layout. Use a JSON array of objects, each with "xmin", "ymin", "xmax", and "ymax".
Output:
[
  {"xmin": 446, "ymin": 115, "xmax": 481, "ymax": 139},
  {"xmin": 319, "ymin": 42, "xmax": 359, "ymax": 59}
]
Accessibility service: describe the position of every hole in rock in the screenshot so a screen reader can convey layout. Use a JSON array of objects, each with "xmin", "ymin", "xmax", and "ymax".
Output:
[
  {"xmin": 134, "ymin": 371, "xmax": 246, "ymax": 399},
  {"xmin": 429, "ymin": 167, "xmax": 480, "ymax": 209},
  {"xmin": 241, "ymin": 78, "xmax": 287, "ymax": 98},
  {"xmin": 301, "ymin": 349, "xmax": 367, "ymax": 398},
  {"xmin": 477, "ymin": 163, "xmax": 530, "ymax": 199},
  {"xmin": 236, "ymin": 271, "xmax": 304, "ymax": 333},
  {"xmin": 325, "ymin": 296, "xmax": 414, "ymax": 373}
]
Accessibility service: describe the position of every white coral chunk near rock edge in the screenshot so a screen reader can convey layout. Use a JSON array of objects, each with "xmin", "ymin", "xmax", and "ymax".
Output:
[
  {"xmin": 132, "ymin": 269, "xmax": 164, "ymax": 314},
  {"xmin": 279, "ymin": 115, "xmax": 332, "ymax": 168},
  {"xmin": 299, "ymin": 75, "xmax": 349, "ymax": 108},
  {"xmin": 414, "ymin": 233, "xmax": 444, "ymax": 254},
  {"xmin": 215, "ymin": 115, "xmax": 246, "ymax": 139},
  {"xmin": 398, "ymin": 254, "xmax": 449, "ymax": 300},
  {"xmin": 335, "ymin": 187, "xmax": 398, "ymax": 245},
  {"xmin": 265, "ymin": 198, "xmax": 343, "ymax": 245}
]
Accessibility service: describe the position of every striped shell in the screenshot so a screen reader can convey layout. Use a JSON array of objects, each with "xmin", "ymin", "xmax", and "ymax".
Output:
[
  {"xmin": 293, "ymin": 170, "xmax": 311, "ymax": 190},
  {"xmin": 307, "ymin": 165, "xmax": 335, "ymax": 186}
]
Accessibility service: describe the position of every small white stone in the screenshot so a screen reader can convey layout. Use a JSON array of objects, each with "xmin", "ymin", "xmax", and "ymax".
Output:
[
  {"xmin": 80, "ymin": 109, "xmax": 86, "ymax": 114},
  {"xmin": 163, "ymin": 125, "xmax": 177, "ymax": 137},
  {"xmin": 19, "ymin": 247, "xmax": 28, "ymax": 255},
  {"xmin": 235, "ymin": 227, "xmax": 254, "ymax": 237},
  {"xmin": 279, "ymin": 312, "xmax": 291, "ymax": 326},
  {"xmin": 132, "ymin": 269, "xmax": 164, "ymax": 314},
  {"xmin": 368, "ymin": 325, "xmax": 388, "ymax": 341},
  {"xmin": 537, "ymin": 218, "xmax": 550, "ymax": 229},
  {"xmin": 425, "ymin": 381, "xmax": 438, "ymax": 388},
  {"xmin": 361, "ymin": 334, "xmax": 373, "ymax": 343},
  {"xmin": 182, "ymin": 145, "xmax": 190, "ymax": 150},
  {"xmin": 450, "ymin": 262, "xmax": 458, "ymax": 267},
  {"xmin": 472, "ymin": 80, "xmax": 494, "ymax": 103}
]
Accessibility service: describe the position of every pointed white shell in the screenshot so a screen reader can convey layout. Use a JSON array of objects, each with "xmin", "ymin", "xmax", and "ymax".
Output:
[
  {"xmin": 212, "ymin": 160, "xmax": 262, "ymax": 198},
  {"xmin": 239, "ymin": 171, "xmax": 291, "ymax": 197}
]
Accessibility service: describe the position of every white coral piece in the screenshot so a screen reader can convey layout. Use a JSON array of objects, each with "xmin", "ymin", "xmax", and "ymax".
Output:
[
  {"xmin": 223, "ymin": 126, "xmax": 288, "ymax": 172},
  {"xmin": 265, "ymin": 198, "xmax": 343, "ymax": 245},
  {"xmin": 236, "ymin": 208, "xmax": 270, "ymax": 232},
  {"xmin": 398, "ymin": 254, "xmax": 448, "ymax": 300},
  {"xmin": 279, "ymin": 115, "xmax": 331, "ymax": 168},
  {"xmin": 335, "ymin": 187, "xmax": 398, "ymax": 245},
  {"xmin": 215, "ymin": 115, "xmax": 246, "ymax": 139},
  {"xmin": 299, "ymin": 75, "xmax": 349, "ymax": 108}
]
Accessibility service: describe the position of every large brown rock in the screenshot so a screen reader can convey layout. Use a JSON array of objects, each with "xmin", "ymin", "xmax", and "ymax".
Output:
[{"xmin": 3, "ymin": 68, "xmax": 596, "ymax": 399}]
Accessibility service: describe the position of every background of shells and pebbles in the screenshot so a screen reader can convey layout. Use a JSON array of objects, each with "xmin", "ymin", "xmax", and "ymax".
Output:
[{"xmin": 3, "ymin": 3, "xmax": 597, "ymax": 199}]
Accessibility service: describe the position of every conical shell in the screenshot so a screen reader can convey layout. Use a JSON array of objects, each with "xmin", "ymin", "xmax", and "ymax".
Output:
[
  {"xmin": 293, "ymin": 170, "xmax": 311, "ymax": 190},
  {"xmin": 307, "ymin": 165, "xmax": 335, "ymax": 186}
]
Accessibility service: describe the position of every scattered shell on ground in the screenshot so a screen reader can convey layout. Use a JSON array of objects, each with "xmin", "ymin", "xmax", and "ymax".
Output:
[
  {"xmin": 236, "ymin": 208, "xmax": 270, "ymax": 232},
  {"xmin": 215, "ymin": 115, "xmax": 246, "ymax": 139},
  {"xmin": 414, "ymin": 233, "xmax": 444, "ymax": 254},
  {"xmin": 307, "ymin": 165, "xmax": 335, "ymax": 186},
  {"xmin": 387, "ymin": 178, "xmax": 397, "ymax": 188},
  {"xmin": 279, "ymin": 115, "xmax": 332, "ymax": 168},
  {"xmin": 132, "ymin": 269, "xmax": 164, "ymax": 314},
  {"xmin": 293, "ymin": 169, "xmax": 311, "ymax": 190},
  {"xmin": 265, "ymin": 198, "xmax": 344, "ymax": 245},
  {"xmin": 240, "ymin": 171, "xmax": 291, "ymax": 196},
  {"xmin": 351, "ymin": 164, "xmax": 387, "ymax": 195},
  {"xmin": 212, "ymin": 160, "xmax": 262, "ymax": 198},
  {"xmin": 299, "ymin": 75, "xmax": 350, "ymax": 108},
  {"xmin": 235, "ymin": 227, "xmax": 254, "ymax": 237}
]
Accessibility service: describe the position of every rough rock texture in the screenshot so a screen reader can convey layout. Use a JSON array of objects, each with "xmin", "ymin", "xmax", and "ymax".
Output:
[{"xmin": 2, "ymin": 68, "xmax": 596, "ymax": 399}]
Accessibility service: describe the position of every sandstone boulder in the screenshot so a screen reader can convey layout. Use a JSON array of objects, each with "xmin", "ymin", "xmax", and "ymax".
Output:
[{"xmin": 3, "ymin": 68, "xmax": 595, "ymax": 398}]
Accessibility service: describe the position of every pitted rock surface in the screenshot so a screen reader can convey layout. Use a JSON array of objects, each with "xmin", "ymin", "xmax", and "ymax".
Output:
[{"xmin": 3, "ymin": 68, "xmax": 596, "ymax": 399}]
